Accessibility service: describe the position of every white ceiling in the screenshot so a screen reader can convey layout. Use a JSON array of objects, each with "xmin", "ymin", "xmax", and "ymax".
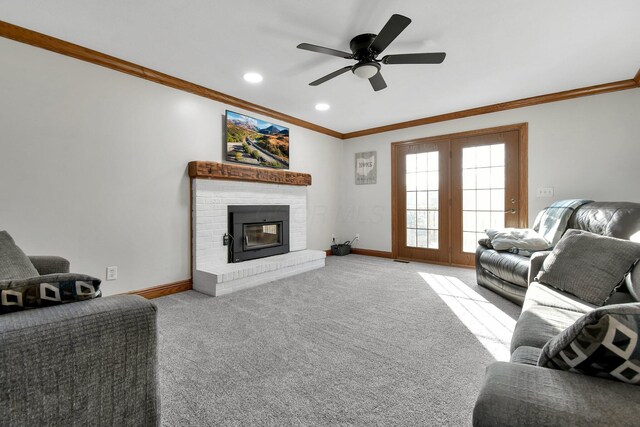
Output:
[{"xmin": 2, "ymin": 0, "xmax": 639, "ymax": 134}]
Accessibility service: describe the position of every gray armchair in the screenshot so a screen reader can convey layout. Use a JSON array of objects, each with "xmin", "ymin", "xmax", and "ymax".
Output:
[
  {"xmin": 0, "ymin": 253, "xmax": 160, "ymax": 426},
  {"xmin": 28, "ymin": 255, "xmax": 70, "ymax": 275}
]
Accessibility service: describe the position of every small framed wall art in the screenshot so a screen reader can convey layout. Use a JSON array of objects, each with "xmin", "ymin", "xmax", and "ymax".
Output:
[{"xmin": 355, "ymin": 151, "xmax": 377, "ymax": 185}]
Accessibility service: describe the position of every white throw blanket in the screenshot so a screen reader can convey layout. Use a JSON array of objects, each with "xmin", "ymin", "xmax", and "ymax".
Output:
[
  {"xmin": 485, "ymin": 228, "xmax": 551, "ymax": 252},
  {"xmin": 485, "ymin": 199, "xmax": 593, "ymax": 255}
]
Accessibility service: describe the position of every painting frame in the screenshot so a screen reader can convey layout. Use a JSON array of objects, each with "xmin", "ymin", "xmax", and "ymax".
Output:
[
  {"xmin": 225, "ymin": 110, "xmax": 290, "ymax": 170},
  {"xmin": 355, "ymin": 151, "xmax": 377, "ymax": 185}
]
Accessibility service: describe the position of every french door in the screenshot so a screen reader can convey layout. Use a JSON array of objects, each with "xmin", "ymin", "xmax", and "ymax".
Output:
[{"xmin": 392, "ymin": 124, "xmax": 527, "ymax": 267}]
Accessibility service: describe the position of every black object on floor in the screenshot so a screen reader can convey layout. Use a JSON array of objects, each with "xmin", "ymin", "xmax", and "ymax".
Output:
[{"xmin": 331, "ymin": 244, "xmax": 351, "ymax": 256}]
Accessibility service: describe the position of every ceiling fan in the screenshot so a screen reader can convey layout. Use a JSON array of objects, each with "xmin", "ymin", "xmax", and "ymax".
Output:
[{"xmin": 297, "ymin": 14, "xmax": 446, "ymax": 92}]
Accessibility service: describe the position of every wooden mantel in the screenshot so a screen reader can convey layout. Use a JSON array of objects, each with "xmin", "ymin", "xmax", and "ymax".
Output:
[{"xmin": 188, "ymin": 161, "xmax": 312, "ymax": 186}]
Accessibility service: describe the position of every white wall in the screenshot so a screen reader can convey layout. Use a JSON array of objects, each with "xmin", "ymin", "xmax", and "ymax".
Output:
[
  {"xmin": 0, "ymin": 38, "xmax": 342, "ymax": 295},
  {"xmin": 2, "ymin": 36, "xmax": 638, "ymax": 292},
  {"xmin": 338, "ymin": 89, "xmax": 640, "ymax": 252}
]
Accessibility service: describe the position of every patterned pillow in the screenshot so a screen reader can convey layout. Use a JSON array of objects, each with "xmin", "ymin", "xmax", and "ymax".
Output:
[
  {"xmin": 535, "ymin": 229, "xmax": 640, "ymax": 305},
  {"xmin": 538, "ymin": 303, "xmax": 640, "ymax": 385},
  {"xmin": 0, "ymin": 273, "xmax": 101, "ymax": 315}
]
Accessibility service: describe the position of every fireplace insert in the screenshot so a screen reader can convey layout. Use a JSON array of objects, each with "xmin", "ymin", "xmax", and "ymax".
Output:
[{"xmin": 228, "ymin": 205, "xmax": 290, "ymax": 263}]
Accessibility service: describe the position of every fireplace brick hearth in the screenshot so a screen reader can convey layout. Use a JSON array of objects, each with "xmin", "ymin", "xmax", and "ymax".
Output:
[{"xmin": 189, "ymin": 161, "xmax": 325, "ymax": 296}]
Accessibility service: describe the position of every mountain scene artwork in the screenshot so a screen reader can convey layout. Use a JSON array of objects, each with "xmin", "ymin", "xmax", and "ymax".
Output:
[{"xmin": 225, "ymin": 110, "xmax": 290, "ymax": 169}]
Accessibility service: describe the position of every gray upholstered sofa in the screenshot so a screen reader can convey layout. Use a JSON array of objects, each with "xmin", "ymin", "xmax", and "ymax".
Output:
[
  {"xmin": 473, "ymin": 253, "xmax": 640, "ymax": 426},
  {"xmin": 0, "ymin": 249, "xmax": 159, "ymax": 425}
]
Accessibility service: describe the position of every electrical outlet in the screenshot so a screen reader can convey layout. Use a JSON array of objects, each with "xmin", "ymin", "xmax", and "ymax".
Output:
[
  {"xmin": 331, "ymin": 234, "xmax": 335, "ymax": 240},
  {"xmin": 355, "ymin": 234, "xmax": 360, "ymax": 240},
  {"xmin": 536, "ymin": 187, "xmax": 554, "ymax": 197},
  {"xmin": 106, "ymin": 266, "xmax": 118, "ymax": 281}
]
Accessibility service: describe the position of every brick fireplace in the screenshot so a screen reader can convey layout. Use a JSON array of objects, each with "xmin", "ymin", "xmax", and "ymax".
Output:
[{"xmin": 188, "ymin": 161, "xmax": 326, "ymax": 296}]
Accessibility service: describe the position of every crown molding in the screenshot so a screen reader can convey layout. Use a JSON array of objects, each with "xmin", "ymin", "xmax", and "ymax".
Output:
[
  {"xmin": 1, "ymin": 20, "xmax": 638, "ymax": 141},
  {"xmin": 0, "ymin": 20, "xmax": 342, "ymax": 139},
  {"xmin": 342, "ymin": 78, "xmax": 639, "ymax": 139}
]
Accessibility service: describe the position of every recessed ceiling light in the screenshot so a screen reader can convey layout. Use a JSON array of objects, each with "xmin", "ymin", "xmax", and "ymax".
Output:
[
  {"xmin": 243, "ymin": 72, "xmax": 263, "ymax": 83},
  {"xmin": 315, "ymin": 103, "xmax": 330, "ymax": 111}
]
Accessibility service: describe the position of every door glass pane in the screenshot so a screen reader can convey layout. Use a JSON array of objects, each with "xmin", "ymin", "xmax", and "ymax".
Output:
[
  {"xmin": 476, "ymin": 146, "xmax": 491, "ymax": 167},
  {"xmin": 407, "ymin": 229, "xmax": 417, "ymax": 247},
  {"xmin": 407, "ymin": 210, "xmax": 417, "ymax": 228},
  {"xmin": 405, "ymin": 152, "xmax": 439, "ymax": 249},
  {"xmin": 417, "ymin": 229, "xmax": 427, "ymax": 248},
  {"xmin": 406, "ymin": 173, "xmax": 416, "ymax": 191},
  {"xmin": 416, "ymin": 172, "xmax": 428, "ymax": 191},
  {"xmin": 417, "ymin": 192, "xmax": 428, "ymax": 210},
  {"xmin": 427, "ymin": 172, "xmax": 439, "ymax": 191},
  {"xmin": 406, "ymin": 154, "xmax": 417, "ymax": 173},
  {"xmin": 491, "ymin": 189, "xmax": 505, "ymax": 211},
  {"xmin": 462, "ymin": 169, "xmax": 475, "ymax": 189},
  {"xmin": 416, "ymin": 153, "xmax": 428, "ymax": 171},
  {"xmin": 463, "ymin": 211, "xmax": 476, "ymax": 232},
  {"xmin": 417, "ymin": 211, "xmax": 427, "ymax": 228},
  {"xmin": 428, "ymin": 152, "xmax": 439, "ymax": 171},
  {"xmin": 463, "ymin": 232, "xmax": 477, "ymax": 253},
  {"xmin": 461, "ymin": 143, "xmax": 506, "ymax": 253},
  {"xmin": 462, "ymin": 147, "xmax": 476, "ymax": 168},
  {"xmin": 476, "ymin": 168, "xmax": 491, "ymax": 189},
  {"xmin": 407, "ymin": 191, "xmax": 417, "ymax": 210},
  {"xmin": 427, "ymin": 211, "xmax": 438, "ymax": 229},
  {"xmin": 428, "ymin": 191, "xmax": 438, "ymax": 210},
  {"xmin": 477, "ymin": 211, "xmax": 491, "ymax": 231},
  {"xmin": 428, "ymin": 230, "xmax": 438, "ymax": 248},
  {"xmin": 476, "ymin": 189, "xmax": 491, "ymax": 210},
  {"xmin": 463, "ymin": 190, "xmax": 476, "ymax": 210}
]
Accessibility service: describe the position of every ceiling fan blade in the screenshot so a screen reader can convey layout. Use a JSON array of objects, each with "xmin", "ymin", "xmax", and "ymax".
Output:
[
  {"xmin": 297, "ymin": 43, "xmax": 353, "ymax": 59},
  {"xmin": 369, "ymin": 72, "xmax": 387, "ymax": 91},
  {"xmin": 309, "ymin": 66, "xmax": 353, "ymax": 86},
  {"xmin": 382, "ymin": 52, "xmax": 446, "ymax": 64},
  {"xmin": 369, "ymin": 14, "xmax": 412, "ymax": 54}
]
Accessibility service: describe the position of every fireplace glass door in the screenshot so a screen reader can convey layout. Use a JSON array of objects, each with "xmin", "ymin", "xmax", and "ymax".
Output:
[{"xmin": 243, "ymin": 223, "xmax": 282, "ymax": 250}]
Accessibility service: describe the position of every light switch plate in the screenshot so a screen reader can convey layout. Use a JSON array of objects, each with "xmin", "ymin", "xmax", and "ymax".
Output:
[
  {"xmin": 536, "ymin": 187, "xmax": 554, "ymax": 197},
  {"xmin": 106, "ymin": 266, "xmax": 118, "ymax": 281}
]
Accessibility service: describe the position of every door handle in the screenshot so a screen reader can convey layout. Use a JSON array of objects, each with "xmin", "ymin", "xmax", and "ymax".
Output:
[{"xmin": 505, "ymin": 209, "xmax": 516, "ymax": 214}]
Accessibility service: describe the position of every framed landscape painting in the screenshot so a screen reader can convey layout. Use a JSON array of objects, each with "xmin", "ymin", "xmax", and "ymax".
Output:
[{"xmin": 225, "ymin": 110, "xmax": 289, "ymax": 169}]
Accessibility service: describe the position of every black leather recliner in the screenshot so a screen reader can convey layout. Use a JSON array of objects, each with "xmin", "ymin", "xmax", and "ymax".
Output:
[{"xmin": 475, "ymin": 201, "xmax": 640, "ymax": 305}]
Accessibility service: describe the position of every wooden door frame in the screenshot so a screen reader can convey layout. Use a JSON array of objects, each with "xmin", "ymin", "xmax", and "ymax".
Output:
[{"xmin": 391, "ymin": 122, "xmax": 528, "ymax": 260}]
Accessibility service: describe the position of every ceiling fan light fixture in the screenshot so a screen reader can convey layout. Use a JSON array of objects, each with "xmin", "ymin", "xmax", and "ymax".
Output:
[{"xmin": 352, "ymin": 62, "xmax": 380, "ymax": 79}]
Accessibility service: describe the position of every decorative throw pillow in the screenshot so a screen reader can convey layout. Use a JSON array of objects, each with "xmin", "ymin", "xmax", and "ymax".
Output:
[
  {"xmin": 485, "ymin": 228, "xmax": 551, "ymax": 252},
  {"xmin": 0, "ymin": 230, "xmax": 39, "ymax": 280},
  {"xmin": 535, "ymin": 229, "xmax": 640, "ymax": 306},
  {"xmin": 0, "ymin": 273, "xmax": 101, "ymax": 315},
  {"xmin": 538, "ymin": 303, "xmax": 640, "ymax": 385}
]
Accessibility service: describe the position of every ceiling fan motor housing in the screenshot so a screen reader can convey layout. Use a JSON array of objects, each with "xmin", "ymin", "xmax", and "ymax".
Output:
[{"xmin": 349, "ymin": 33, "xmax": 379, "ymax": 60}]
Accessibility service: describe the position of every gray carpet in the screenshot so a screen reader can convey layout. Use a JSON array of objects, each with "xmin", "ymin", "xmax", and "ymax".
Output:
[{"xmin": 154, "ymin": 255, "xmax": 521, "ymax": 426}]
